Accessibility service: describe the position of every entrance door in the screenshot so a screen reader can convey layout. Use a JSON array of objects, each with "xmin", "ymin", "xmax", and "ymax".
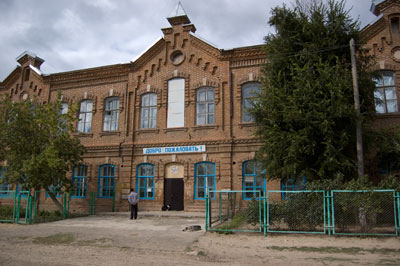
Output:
[
  {"xmin": 164, "ymin": 178, "xmax": 184, "ymax": 211},
  {"xmin": 164, "ymin": 163, "xmax": 184, "ymax": 211}
]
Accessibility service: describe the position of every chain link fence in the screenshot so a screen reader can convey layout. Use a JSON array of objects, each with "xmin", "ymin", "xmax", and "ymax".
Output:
[
  {"xmin": 331, "ymin": 190, "xmax": 399, "ymax": 236},
  {"xmin": 205, "ymin": 190, "xmax": 400, "ymax": 237},
  {"xmin": 205, "ymin": 190, "xmax": 263, "ymax": 233},
  {"xmin": 266, "ymin": 190, "xmax": 327, "ymax": 234}
]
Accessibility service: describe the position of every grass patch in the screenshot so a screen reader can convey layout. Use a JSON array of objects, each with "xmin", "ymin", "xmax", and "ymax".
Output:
[
  {"xmin": 215, "ymin": 213, "xmax": 246, "ymax": 234},
  {"xmin": 77, "ymin": 238, "xmax": 112, "ymax": 247},
  {"xmin": 198, "ymin": 251, "xmax": 207, "ymax": 256},
  {"xmin": 266, "ymin": 246, "xmax": 400, "ymax": 255},
  {"xmin": 33, "ymin": 233, "xmax": 74, "ymax": 245}
]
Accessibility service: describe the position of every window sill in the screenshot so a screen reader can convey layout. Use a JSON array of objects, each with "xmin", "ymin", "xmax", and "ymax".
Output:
[
  {"xmin": 192, "ymin": 124, "xmax": 219, "ymax": 131},
  {"xmin": 163, "ymin": 127, "xmax": 188, "ymax": 133},
  {"xmin": 100, "ymin": 131, "xmax": 121, "ymax": 137},
  {"xmin": 239, "ymin": 122, "xmax": 256, "ymax": 128},
  {"xmin": 74, "ymin": 133, "xmax": 93, "ymax": 138},
  {"xmin": 136, "ymin": 128, "xmax": 160, "ymax": 135},
  {"xmin": 374, "ymin": 112, "xmax": 400, "ymax": 118}
]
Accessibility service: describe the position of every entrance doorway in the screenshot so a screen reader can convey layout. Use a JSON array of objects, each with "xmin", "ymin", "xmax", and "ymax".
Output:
[{"xmin": 164, "ymin": 164, "xmax": 184, "ymax": 211}]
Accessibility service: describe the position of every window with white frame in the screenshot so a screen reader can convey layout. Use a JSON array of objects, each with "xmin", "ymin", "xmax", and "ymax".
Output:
[
  {"xmin": 195, "ymin": 162, "xmax": 215, "ymax": 200},
  {"xmin": 374, "ymin": 71, "xmax": 398, "ymax": 114},
  {"xmin": 103, "ymin": 97, "xmax": 119, "ymax": 131},
  {"xmin": 72, "ymin": 165, "xmax": 88, "ymax": 198},
  {"xmin": 140, "ymin": 93, "xmax": 157, "ymax": 129},
  {"xmin": 136, "ymin": 164, "xmax": 154, "ymax": 199},
  {"xmin": 196, "ymin": 87, "xmax": 215, "ymax": 125},
  {"xmin": 242, "ymin": 82, "xmax": 261, "ymax": 122},
  {"xmin": 243, "ymin": 161, "xmax": 265, "ymax": 200},
  {"xmin": 167, "ymin": 78, "xmax": 185, "ymax": 127},
  {"xmin": 78, "ymin": 100, "xmax": 93, "ymax": 133}
]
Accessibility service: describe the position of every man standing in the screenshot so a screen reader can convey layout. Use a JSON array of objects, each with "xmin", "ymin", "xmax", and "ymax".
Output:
[{"xmin": 128, "ymin": 188, "xmax": 139, "ymax": 220}]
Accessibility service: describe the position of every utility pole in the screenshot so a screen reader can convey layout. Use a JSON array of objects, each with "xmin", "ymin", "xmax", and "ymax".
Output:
[{"xmin": 350, "ymin": 38, "xmax": 364, "ymax": 178}]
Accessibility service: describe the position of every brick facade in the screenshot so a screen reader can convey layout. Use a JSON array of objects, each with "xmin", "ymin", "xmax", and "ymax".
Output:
[{"xmin": 1, "ymin": 1, "xmax": 399, "ymax": 212}]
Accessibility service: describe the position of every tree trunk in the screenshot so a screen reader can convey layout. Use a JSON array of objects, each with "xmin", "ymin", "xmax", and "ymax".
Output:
[{"xmin": 47, "ymin": 191, "xmax": 64, "ymax": 213}]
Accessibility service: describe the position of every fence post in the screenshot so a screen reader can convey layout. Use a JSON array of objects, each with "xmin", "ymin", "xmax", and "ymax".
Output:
[
  {"xmin": 67, "ymin": 192, "xmax": 71, "ymax": 218},
  {"xmin": 266, "ymin": 191, "xmax": 270, "ymax": 234},
  {"xmin": 258, "ymin": 191, "xmax": 262, "ymax": 232},
  {"xmin": 63, "ymin": 193, "xmax": 67, "ymax": 219},
  {"xmin": 205, "ymin": 192, "xmax": 209, "ymax": 232},
  {"xmin": 330, "ymin": 191, "xmax": 335, "ymax": 235},
  {"xmin": 16, "ymin": 193, "xmax": 21, "ymax": 224},
  {"xmin": 27, "ymin": 193, "xmax": 32, "ymax": 224},
  {"xmin": 112, "ymin": 191, "xmax": 115, "ymax": 212},
  {"xmin": 263, "ymin": 195, "xmax": 267, "ymax": 236},
  {"xmin": 219, "ymin": 192, "xmax": 222, "ymax": 222},
  {"xmin": 396, "ymin": 192, "xmax": 400, "ymax": 236},
  {"xmin": 12, "ymin": 190, "xmax": 17, "ymax": 223},
  {"xmin": 325, "ymin": 191, "xmax": 331, "ymax": 236}
]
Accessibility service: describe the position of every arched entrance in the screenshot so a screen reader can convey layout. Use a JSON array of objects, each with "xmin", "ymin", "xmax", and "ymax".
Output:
[{"xmin": 164, "ymin": 163, "xmax": 184, "ymax": 211}]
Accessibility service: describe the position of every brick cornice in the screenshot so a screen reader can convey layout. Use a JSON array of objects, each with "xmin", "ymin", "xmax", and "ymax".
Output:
[
  {"xmin": 44, "ymin": 63, "xmax": 130, "ymax": 86},
  {"xmin": 132, "ymin": 38, "xmax": 166, "ymax": 71}
]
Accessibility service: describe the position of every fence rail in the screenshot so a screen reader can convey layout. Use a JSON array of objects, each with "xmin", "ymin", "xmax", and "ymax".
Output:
[
  {"xmin": 0, "ymin": 190, "xmax": 116, "ymax": 224},
  {"xmin": 205, "ymin": 190, "xmax": 400, "ymax": 237}
]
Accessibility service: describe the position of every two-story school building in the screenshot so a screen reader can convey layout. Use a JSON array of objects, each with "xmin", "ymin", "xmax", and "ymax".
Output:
[{"xmin": 1, "ymin": 1, "xmax": 400, "ymax": 212}]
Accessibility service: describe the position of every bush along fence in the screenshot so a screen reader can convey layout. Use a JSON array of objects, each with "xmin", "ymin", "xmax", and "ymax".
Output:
[
  {"xmin": 0, "ymin": 190, "xmax": 116, "ymax": 224},
  {"xmin": 205, "ymin": 190, "xmax": 400, "ymax": 237}
]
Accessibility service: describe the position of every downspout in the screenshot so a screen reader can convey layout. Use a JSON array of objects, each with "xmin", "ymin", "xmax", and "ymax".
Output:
[{"xmin": 229, "ymin": 68, "xmax": 234, "ymax": 192}]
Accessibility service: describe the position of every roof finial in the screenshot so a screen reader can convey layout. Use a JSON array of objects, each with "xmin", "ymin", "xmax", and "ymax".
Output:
[{"xmin": 167, "ymin": 2, "xmax": 191, "ymax": 26}]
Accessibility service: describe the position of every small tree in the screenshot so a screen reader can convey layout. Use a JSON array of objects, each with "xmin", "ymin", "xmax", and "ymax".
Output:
[
  {"xmin": 252, "ymin": 0, "xmax": 378, "ymax": 181},
  {"xmin": 0, "ymin": 95, "xmax": 85, "ymax": 211}
]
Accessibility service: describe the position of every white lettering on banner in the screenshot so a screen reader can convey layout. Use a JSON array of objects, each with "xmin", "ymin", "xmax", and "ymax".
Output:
[{"xmin": 143, "ymin": 145, "xmax": 206, "ymax": 155}]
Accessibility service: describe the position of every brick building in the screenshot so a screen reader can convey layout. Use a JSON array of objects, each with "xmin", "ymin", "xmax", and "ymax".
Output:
[{"xmin": 0, "ymin": 1, "xmax": 399, "ymax": 212}]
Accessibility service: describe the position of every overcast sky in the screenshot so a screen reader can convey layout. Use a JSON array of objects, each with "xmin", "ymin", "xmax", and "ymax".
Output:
[{"xmin": 0, "ymin": 0, "xmax": 376, "ymax": 80}]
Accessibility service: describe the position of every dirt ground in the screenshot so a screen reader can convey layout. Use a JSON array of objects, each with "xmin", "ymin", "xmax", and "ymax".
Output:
[{"xmin": 0, "ymin": 212, "xmax": 399, "ymax": 266}]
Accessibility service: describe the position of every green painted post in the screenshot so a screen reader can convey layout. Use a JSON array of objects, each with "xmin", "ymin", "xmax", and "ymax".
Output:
[
  {"xmin": 266, "ymin": 192, "xmax": 270, "ymax": 233},
  {"xmin": 28, "ymin": 193, "xmax": 32, "ymax": 224},
  {"xmin": 227, "ymin": 193, "xmax": 231, "ymax": 220},
  {"xmin": 12, "ymin": 191, "xmax": 17, "ymax": 223},
  {"xmin": 263, "ymin": 196, "xmax": 267, "ymax": 236},
  {"xmin": 16, "ymin": 193, "xmax": 21, "ymax": 224},
  {"xmin": 326, "ymin": 191, "xmax": 331, "ymax": 236},
  {"xmin": 258, "ymin": 192, "xmax": 262, "ymax": 232},
  {"xmin": 219, "ymin": 192, "xmax": 222, "ymax": 222},
  {"xmin": 94, "ymin": 192, "xmax": 96, "ymax": 215},
  {"xmin": 32, "ymin": 191, "xmax": 38, "ymax": 223},
  {"xmin": 67, "ymin": 192, "xmax": 71, "ymax": 218},
  {"xmin": 205, "ymin": 192, "xmax": 209, "ymax": 231},
  {"xmin": 63, "ymin": 193, "xmax": 67, "ymax": 219},
  {"xmin": 330, "ymin": 191, "xmax": 335, "ymax": 235},
  {"xmin": 233, "ymin": 192, "xmax": 237, "ymax": 218},
  {"xmin": 396, "ymin": 192, "xmax": 400, "ymax": 236},
  {"xmin": 112, "ymin": 191, "xmax": 115, "ymax": 212},
  {"xmin": 90, "ymin": 192, "xmax": 93, "ymax": 215}
]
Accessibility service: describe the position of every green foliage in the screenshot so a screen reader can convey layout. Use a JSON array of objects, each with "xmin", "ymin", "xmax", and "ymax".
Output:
[
  {"xmin": 244, "ymin": 198, "xmax": 263, "ymax": 225},
  {"xmin": 253, "ymin": 0, "xmax": 376, "ymax": 181},
  {"xmin": 0, "ymin": 94, "xmax": 85, "ymax": 208},
  {"xmin": 216, "ymin": 212, "xmax": 246, "ymax": 234}
]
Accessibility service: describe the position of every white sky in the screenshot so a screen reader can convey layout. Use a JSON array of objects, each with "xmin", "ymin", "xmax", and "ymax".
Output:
[{"xmin": 0, "ymin": 0, "xmax": 376, "ymax": 80}]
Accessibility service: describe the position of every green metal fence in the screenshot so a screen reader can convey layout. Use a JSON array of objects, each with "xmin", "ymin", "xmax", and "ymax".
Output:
[
  {"xmin": 330, "ymin": 190, "xmax": 399, "ymax": 236},
  {"xmin": 0, "ymin": 190, "xmax": 97, "ymax": 224},
  {"xmin": 265, "ymin": 190, "xmax": 327, "ymax": 235},
  {"xmin": 205, "ymin": 190, "xmax": 400, "ymax": 237},
  {"xmin": 205, "ymin": 190, "xmax": 264, "ymax": 233}
]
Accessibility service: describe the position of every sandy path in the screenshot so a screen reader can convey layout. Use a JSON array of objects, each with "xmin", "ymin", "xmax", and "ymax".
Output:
[{"xmin": 0, "ymin": 214, "xmax": 399, "ymax": 266}]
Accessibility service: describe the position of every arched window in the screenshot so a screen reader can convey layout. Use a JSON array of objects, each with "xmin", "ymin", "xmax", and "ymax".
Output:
[
  {"xmin": 98, "ymin": 164, "xmax": 115, "ymax": 198},
  {"xmin": 72, "ymin": 165, "xmax": 88, "ymax": 198},
  {"xmin": 195, "ymin": 162, "xmax": 215, "ymax": 200},
  {"xmin": 136, "ymin": 164, "xmax": 155, "ymax": 199},
  {"xmin": 140, "ymin": 93, "xmax": 157, "ymax": 129},
  {"xmin": 167, "ymin": 78, "xmax": 185, "ymax": 127},
  {"xmin": 103, "ymin": 97, "xmax": 119, "ymax": 131},
  {"xmin": 78, "ymin": 100, "xmax": 93, "ymax": 133},
  {"xmin": 242, "ymin": 161, "xmax": 265, "ymax": 200},
  {"xmin": 196, "ymin": 87, "xmax": 215, "ymax": 125},
  {"xmin": 374, "ymin": 71, "xmax": 398, "ymax": 113},
  {"xmin": 242, "ymin": 82, "xmax": 261, "ymax": 122}
]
